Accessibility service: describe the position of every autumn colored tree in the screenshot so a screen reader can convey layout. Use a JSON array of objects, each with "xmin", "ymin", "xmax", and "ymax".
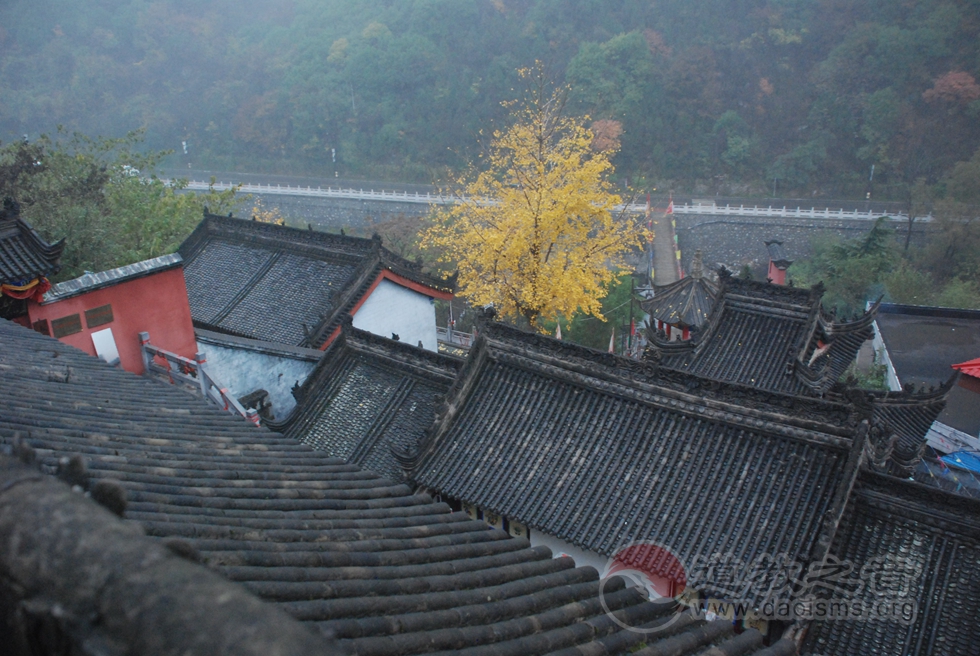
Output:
[
  {"xmin": 923, "ymin": 71, "xmax": 980, "ymax": 105},
  {"xmin": 423, "ymin": 67, "xmax": 647, "ymax": 330}
]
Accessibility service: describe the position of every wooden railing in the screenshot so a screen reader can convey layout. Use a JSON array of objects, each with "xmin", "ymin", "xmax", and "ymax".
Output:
[{"xmin": 139, "ymin": 332, "xmax": 260, "ymax": 427}]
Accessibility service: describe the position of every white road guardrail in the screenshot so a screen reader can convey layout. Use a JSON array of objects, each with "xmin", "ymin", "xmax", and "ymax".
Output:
[{"xmin": 182, "ymin": 180, "xmax": 925, "ymax": 221}]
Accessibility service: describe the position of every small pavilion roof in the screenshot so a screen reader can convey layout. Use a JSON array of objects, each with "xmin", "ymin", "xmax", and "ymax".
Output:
[{"xmin": 641, "ymin": 250, "xmax": 717, "ymax": 328}]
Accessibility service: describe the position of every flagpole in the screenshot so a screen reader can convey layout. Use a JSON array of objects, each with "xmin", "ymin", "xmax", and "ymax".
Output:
[{"xmin": 628, "ymin": 278, "xmax": 635, "ymax": 357}]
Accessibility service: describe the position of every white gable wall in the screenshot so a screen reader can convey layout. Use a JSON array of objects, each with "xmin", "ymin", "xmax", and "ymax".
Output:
[{"xmin": 353, "ymin": 279, "xmax": 438, "ymax": 351}]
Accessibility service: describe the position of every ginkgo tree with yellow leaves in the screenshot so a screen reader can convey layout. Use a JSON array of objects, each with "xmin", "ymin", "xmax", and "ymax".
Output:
[{"xmin": 423, "ymin": 67, "xmax": 648, "ymax": 331}]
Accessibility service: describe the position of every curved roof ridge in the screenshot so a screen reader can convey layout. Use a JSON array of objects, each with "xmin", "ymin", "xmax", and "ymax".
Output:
[
  {"xmin": 0, "ymin": 199, "xmax": 65, "ymax": 282},
  {"xmin": 642, "ymin": 275, "xmax": 718, "ymax": 328},
  {"xmin": 820, "ymin": 296, "xmax": 882, "ymax": 333}
]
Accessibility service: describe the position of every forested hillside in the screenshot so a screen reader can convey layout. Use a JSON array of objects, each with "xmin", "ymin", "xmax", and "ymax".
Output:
[{"xmin": 2, "ymin": 0, "xmax": 979, "ymax": 196}]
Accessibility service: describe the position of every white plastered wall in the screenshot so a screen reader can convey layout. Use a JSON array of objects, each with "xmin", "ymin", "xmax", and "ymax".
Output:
[{"xmin": 352, "ymin": 279, "xmax": 438, "ymax": 351}]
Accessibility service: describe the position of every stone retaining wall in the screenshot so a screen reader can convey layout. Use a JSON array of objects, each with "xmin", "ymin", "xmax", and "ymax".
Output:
[
  {"xmin": 253, "ymin": 195, "xmax": 932, "ymax": 275},
  {"xmin": 674, "ymin": 214, "xmax": 932, "ymax": 276},
  {"xmin": 252, "ymin": 193, "xmax": 431, "ymax": 231}
]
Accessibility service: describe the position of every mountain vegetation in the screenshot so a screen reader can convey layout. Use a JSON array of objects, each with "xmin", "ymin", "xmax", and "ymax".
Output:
[
  {"xmin": 2, "ymin": 0, "xmax": 979, "ymax": 199},
  {"xmin": 0, "ymin": 131, "xmax": 239, "ymax": 279}
]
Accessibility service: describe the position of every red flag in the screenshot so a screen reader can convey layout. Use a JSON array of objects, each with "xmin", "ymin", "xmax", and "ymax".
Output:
[{"xmin": 630, "ymin": 319, "xmax": 636, "ymax": 337}]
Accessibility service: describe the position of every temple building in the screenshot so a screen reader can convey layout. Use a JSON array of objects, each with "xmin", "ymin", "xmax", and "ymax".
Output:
[
  {"xmin": 0, "ymin": 318, "xmax": 796, "ymax": 656},
  {"xmin": 645, "ymin": 269, "xmax": 880, "ymax": 396},
  {"xmin": 641, "ymin": 249, "xmax": 717, "ymax": 341},
  {"xmin": 403, "ymin": 319, "xmax": 870, "ymax": 598},
  {"xmin": 25, "ymin": 253, "xmax": 197, "ymax": 373},
  {"xmin": 178, "ymin": 213, "xmax": 454, "ymax": 351}
]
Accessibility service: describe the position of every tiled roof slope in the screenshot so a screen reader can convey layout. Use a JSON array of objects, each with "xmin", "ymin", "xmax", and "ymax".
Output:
[
  {"xmin": 0, "ymin": 319, "xmax": 793, "ymax": 656},
  {"xmin": 864, "ymin": 384, "xmax": 952, "ymax": 476},
  {"xmin": 406, "ymin": 320, "xmax": 865, "ymax": 588},
  {"xmin": 802, "ymin": 472, "xmax": 980, "ymax": 656},
  {"xmin": 765, "ymin": 240, "xmax": 793, "ymax": 269},
  {"xmin": 953, "ymin": 357, "xmax": 980, "ymax": 379},
  {"xmin": 641, "ymin": 258, "xmax": 717, "ymax": 329},
  {"xmin": 647, "ymin": 269, "xmax": 877, "ymax": 396},
  {"xmin": 0, "ymin": 198, "xmax": 64, "ymax": 282},
  {"xmin": 273, "ymin": 320, "xmax": 462, "ymax": 482},
  {"xmin": 178, "ymin": 213, "xmax": 452, "ymax": 347}
]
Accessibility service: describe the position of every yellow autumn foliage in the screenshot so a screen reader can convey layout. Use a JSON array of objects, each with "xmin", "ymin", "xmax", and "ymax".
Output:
[
  {"xmin": 251, "ymin": 197, "xmax": 285, "ymax": 226},
  {"xmin": 423, "ymin": 69, "xmax": 647, "ymax": 329}
]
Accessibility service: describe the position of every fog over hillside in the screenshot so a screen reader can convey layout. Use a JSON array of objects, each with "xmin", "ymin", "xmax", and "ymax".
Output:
[{"xmin": 2, "ymin": 0, "xmax": 979, "ymax": 197}]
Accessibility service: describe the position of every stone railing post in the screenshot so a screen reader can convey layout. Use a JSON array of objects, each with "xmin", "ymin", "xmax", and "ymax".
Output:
[{"xmin": 138, "ymin": 332, "xmax": 151, "ymax": 374}]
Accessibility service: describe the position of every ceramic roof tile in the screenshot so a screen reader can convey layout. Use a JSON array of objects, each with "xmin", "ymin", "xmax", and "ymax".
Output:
[
  {"xmin": 408, "ymin": 321, "xmax": 862, "ymax": 588},
  {"xmin": 0, "ymin": 318, "xmax": 791, "ymax": 655},
  {"xmin": 802, "ymin": 472, "xmax": 980, "ymax": 656},
  {"xmin": 178, "ymin": 214, "xmax": 452, "ymax": 346},
  {"xmin": 276, "ymin": 323, "xmax": 461, "ymax": 482},
  {"xmin": 952, "ymin": 357, "xmax": 980, "ymax": 380},
  {"xmin": 0, "ymin": 200, "xmax": 64, "ymax": 283}
]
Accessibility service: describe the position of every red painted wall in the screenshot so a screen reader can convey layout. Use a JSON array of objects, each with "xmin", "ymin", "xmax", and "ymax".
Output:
[
  {"xmin": 768, "ymin": 261, "xmax": 787, "ymax": 285},
  {"xmin": 27, "ymin": 267, "xmax": 196, "ymax": 375}
]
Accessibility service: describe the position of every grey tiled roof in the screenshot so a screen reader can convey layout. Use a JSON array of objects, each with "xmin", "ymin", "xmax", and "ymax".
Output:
[
  {"xmin": 802, "ymin": 472, "xmax": 980, "ymax": 656},
  {"xmin": 648, "ymin": 270, "xmax": 877, "ymax": 396},
  {"xmin": 0, "ymin": 318, "xmax": 797, "ymax": 655},
  {"xmin": 864, "ymin": 385, "xmax": 951, "ymax": 476},
  {"xmin": 641, "ymin": 274, "xmax": 717, "ymax": 328},
  {"xmin": 275, "ymin": 321, "xmax": 461, "ymax": 482},
  {"xmin": 765, "ymin": 240, "xmax": 793, "ymax": 269},
  {"xmin": 0, "ymin": 200, "xmax": 64, "ymax": 283},
  {"xmin": 178, "ymin": 214, "xmax": 453, "ymax": 347},
  {"xmin": 42, "ymin": 253, "xmax": 183, "ymax": 302},
  {"xmin": 407, "ymin": 320, "xmax": 863, "ymax": 585}
]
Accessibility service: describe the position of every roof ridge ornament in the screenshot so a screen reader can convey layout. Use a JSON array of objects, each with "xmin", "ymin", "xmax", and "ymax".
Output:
[{"xmin": 690, "ymin": 249, "xmax": 704, "ymax": 279}]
